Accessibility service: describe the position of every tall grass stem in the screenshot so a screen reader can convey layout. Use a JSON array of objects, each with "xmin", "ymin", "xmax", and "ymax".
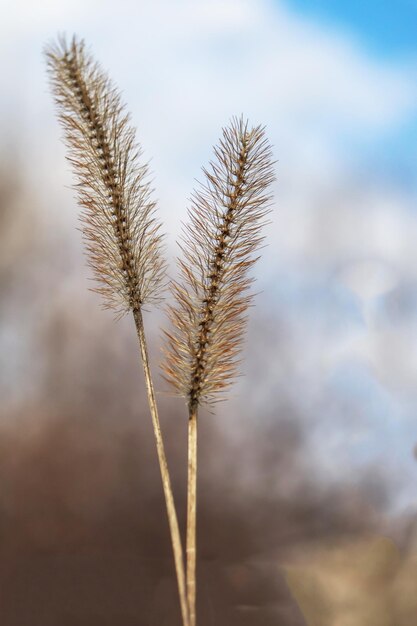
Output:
[
  {"xmin": 186, "ymin": 407, "xmax": 198, "ymax": 626},
  {"xmin": 133, "ymin": 308, "xmax": 190, "ymax": 626}
]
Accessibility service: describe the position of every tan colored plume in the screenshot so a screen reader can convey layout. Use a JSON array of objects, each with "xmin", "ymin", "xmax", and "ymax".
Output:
[
  {"xmin": 46, "ymin": 35, "xmax": 190, "ymax": 626},
  {"xmin": 45, "ymin": 35, "xmax": 166, "ymax": 317},
  {"xmin": 162, "ymin": 116, "xmax": 275, "ymax": 409},
  {"xmin": 162, "ymin": 117, "xmax": 275, "ymax": 626}
]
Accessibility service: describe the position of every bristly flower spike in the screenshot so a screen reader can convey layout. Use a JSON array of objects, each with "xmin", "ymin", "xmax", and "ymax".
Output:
[
  {"xmin": 45, "ymin": 35, "xmax": 166, "ymax": 317},
  {"xmin": 162, "ymin": 116, "xmax": 275, "ymax": 409},
  {"xmin": 46, "ymin": 36, "xmax": 190, "ymax": 626},
  {"xmin": 162, "ymin": 116, "xmax": 274, "ymax": 626}
]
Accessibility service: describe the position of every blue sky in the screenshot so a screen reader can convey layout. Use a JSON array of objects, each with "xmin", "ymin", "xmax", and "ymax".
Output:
[
  {"xmin": 286, "ymin": 0, "xmax": 417, "ymax": 58},
  {"xmin": 285, "ymin": 0, "xmax": 417, "ymax": 190}
]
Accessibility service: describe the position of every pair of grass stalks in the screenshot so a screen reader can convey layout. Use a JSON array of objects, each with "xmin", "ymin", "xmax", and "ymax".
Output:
[{"xmin": 46, "ymin": 35, "xmax": 274, "ymax": 626}]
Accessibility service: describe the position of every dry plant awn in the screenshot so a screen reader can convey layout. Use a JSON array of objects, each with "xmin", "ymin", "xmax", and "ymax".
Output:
[
  {"xmin": 45, "ymin": 35, "xmax": 189, "ymax": 626},
  {"xmin": 46, "ymin": 35, "xmax": 274, "ymax": 626},
  {"xmin": 162, "ymin": 118, "xmax": 275, "ymax": 625}
]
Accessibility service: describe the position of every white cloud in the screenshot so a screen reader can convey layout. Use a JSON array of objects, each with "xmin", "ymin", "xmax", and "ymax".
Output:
[
  {"xmin": 2, "ymin": 0, "xmax": 412, "ymax": 243},
  {"xmin": 2, "ymin": 0, "xmax": 416, "ymax": 146}
]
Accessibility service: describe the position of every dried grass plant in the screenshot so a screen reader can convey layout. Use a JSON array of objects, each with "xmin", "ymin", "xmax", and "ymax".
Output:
[
  {"xmin": 45, "ymin": 35, "xmax": 189, "ymax": 626},
  {"xmin": 46, "ymin": 34, "xmax": 274, "ymax": 626},
  {"xmin": 162, "ymin": 117, "xmax": 275, "ymax": 625}
]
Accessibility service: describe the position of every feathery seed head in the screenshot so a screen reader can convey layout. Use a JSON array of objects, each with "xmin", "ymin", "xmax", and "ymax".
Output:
[
  {"xmin": 162, "ymin": 116, "xmax": 275, "ymax": 409},
  {"xmin": 45, "ymin": 35, "xmax": 166, "ymax": 317}
]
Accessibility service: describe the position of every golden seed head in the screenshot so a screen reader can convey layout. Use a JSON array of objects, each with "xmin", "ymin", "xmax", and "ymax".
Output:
[
  {"xmin": 161, "ymin": 116, "xmax": 275, "ymax": 408},
  {"xmin": 45, "ymin": 35, "xmax": 166, "ymax": 317}
]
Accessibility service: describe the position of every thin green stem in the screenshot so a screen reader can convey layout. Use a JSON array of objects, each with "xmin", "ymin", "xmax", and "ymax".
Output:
[{"xmin": 133, "ymin": 308, "xmax": 190, "ymax": 626}]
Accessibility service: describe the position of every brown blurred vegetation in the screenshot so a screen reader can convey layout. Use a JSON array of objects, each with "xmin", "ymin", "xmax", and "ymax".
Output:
[{"xmin": 0, "ymin": 162, "xmax": 416, "ymax": 625}]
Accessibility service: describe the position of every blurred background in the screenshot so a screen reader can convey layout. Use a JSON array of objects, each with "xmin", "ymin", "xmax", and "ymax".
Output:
[{"xmin": 1, "ymin": 0, "xmax": 417, "ymax": 624}]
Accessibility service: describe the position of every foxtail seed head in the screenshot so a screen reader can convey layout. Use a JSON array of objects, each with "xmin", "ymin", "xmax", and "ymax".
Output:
[
  {"xmin": 46, "ymin": 35, "xmax": 166, "ymax": 317},
  {"xmin": 162, "ymin": 117, "xmax": 274, "ymax": 409}
]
